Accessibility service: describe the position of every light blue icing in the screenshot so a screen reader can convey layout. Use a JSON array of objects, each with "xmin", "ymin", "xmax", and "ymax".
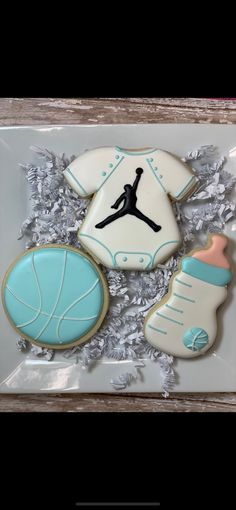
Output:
[
  {"xmin": 3, "ymin": 247, "xmax": 105, "ymax": 346},
  {"xmin": 182, "ymin": 257, "xmax": 232, "ymax": 287},
  {"xmin": 182, "ymin": 327, "xmax": 208, "ymax": 351}
]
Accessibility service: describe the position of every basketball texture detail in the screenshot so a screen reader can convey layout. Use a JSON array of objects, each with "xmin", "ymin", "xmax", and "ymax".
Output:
[{"xmin": 3, "ymin": 246, "xmax": 106, "ymax": 347}]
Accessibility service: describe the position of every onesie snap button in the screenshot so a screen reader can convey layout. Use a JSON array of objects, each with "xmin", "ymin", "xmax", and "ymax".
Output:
[{"xmin": 123, "ymin": 256, "xmax": 128, "ymax": 262}]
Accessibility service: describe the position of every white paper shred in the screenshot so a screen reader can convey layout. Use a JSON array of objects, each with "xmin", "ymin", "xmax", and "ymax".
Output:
[
  {"xmin": 17, "ymin": 145, "xmax": 236, "ymax": 394},
  {"xmin": 16, "ymin": 338, "xmax": 28, "ymax": 351},
  {"xmin": 30, "ymin": 345, "xmax": 54, "ymax": 361}
]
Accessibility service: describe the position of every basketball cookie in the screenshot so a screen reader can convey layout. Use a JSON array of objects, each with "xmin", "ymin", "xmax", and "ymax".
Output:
[
  {"xmin": 64, "ymin": 147, "xmax": 198, "ymax": 270},
  {"xmin": 1, "ymin": 245, "xmax": 109, "ymax": 349},
  {"xmin": 144, "ymin": 234, "xmax": 233, "ymax": 358}
]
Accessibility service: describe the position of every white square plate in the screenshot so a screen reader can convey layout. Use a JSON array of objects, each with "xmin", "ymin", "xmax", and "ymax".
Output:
[{"xmin": 1, "ymin": 124, "xmax": 236, "ymax": 393}]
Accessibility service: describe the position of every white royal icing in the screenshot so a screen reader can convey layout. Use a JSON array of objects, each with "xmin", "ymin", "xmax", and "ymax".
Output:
[
  {"xmin": 64, "ymin": 147, "xmax": 198, "ymax": 270},
  {"xmin": 144, "ymin": 267, "xmax": 229, "ymax": 358}
]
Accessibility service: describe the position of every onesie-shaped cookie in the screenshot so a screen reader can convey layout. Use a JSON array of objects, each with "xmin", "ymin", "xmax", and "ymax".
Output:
[
  {"xmin": 64, "ymin": 147, "xmax": 198, "ymax": 270},
  {"xmin": 144, "ymin": 234, "xmax": 232, "ymax": 358}
]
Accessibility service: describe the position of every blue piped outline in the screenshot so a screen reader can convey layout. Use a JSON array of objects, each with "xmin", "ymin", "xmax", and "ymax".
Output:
[
  {"xmin": 174, "ymin": 176, "xmax": 196, "ymax": 198},
  {"xmin": 156, "ymin": 311, "xmax": 183, "ymax": 326},
  {"xmin": 79, "ymin": 233, "xmax": 114, "ymax": 265},
  {"xmin": 80, "ymin": 235, "xmax": 180, "ymax": 270},
  {"xmin": 166, "ymin": 304, "xmax": 183, "ymax": 314},
  {"xmin": 148, "ymin": 324, "xmax": 167, "ymax": 335},
  {"xmin": 173, "ymin": 292, "xmax": 195, "ymax": 303},
  {"xmin": 64, "ymin": 168, "xmax": 88, "ymax": 195},
  {"xmin": 146, "ymin": 158, "xmax": 167, "ymax": 192},
  {"xmin": 116, "ymin": 147, "xmax": 158, "ymax": 156},
  {"xmin": 175, "ymin": 278, "xmax": 192, "ymax": 288},
  {"xmin": 153, "ymin": 240, "xmax": 179, "ymax": 265},
  {"xmin": 79, "ymin": 234, "xmax": 155, "ymax": 269}
]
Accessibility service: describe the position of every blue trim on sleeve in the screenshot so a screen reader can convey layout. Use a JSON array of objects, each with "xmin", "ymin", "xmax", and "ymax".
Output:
[
  {"xmin": 174, "ymin": 176, "xmax": 197, "ymax": 198},
  {"xmin": 64, "ymin": 168, "xmax": 88, "ymax": 196}
]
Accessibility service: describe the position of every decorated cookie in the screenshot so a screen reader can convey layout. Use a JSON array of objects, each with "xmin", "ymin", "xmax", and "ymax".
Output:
[
  {"xmin": 63, "ymin": 147, "xmax": 198, "ymax": 270},
  {"xmin": 1, "ymin": 245, "xmax": 109, "ymax": 349},
  {"xmin": 144, "ymin": 234, "xmax": 232, "ymax": 358}
]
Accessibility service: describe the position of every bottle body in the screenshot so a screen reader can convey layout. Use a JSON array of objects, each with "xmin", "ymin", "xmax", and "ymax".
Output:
[{"xmin": 145, "ymin": 257, "xmax": 230, "ymax": 358}]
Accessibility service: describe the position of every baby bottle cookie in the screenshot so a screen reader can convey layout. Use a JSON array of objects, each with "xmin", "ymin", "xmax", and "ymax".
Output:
[
  {"xmin": 64, "ymin": 147, "xmax": 198, "ymax": 270},
  {"xmin": 144, "ymin": 235, "xmax": 232, "ymax": 358},
  {"xmin": 1, "ymin": 245, "xmax": 109, "ymax": 349}
]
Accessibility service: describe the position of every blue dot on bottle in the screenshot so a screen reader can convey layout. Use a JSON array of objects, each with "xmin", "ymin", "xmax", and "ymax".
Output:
[
  {"xmin": 182, "ymin": 327, "xmax": 209, "ymax": 352},
  {"xmin": 115, "ymin": 155, "xmax": 120, "ymax": 159},
  {"xmin": 109, "ymin": 163, "xmax": 113, "ymax": 168},
  {"xmin": 123, "ymin": 257, "xmax": 128, "ymax": 262},
  {"xmin": 102, "ymin": 171, "xmax": 106, "ymax": 176},
  {"xmin": 139, "ymin": 257, "xmax": 144, "ymax": 263},
  {"xmin": 154, "ymin": 167, "xmax": 158, "ymax": 171}
]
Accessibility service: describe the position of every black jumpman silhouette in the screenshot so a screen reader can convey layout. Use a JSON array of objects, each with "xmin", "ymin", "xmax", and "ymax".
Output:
[{"xmin": 95, "ymin": 168, "xmax": 161, "ymax": 232}]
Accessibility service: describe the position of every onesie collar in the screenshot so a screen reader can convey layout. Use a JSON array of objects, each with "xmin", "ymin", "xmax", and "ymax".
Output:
[{"xmin": 115, "ymin": 147, "xmax": 158, "ymax": 156}]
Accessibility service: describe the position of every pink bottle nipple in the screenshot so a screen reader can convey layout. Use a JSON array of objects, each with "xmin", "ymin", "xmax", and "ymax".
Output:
[{"xmin": 192, "ymin": 234, "xmax": 230, "ymax": 269}]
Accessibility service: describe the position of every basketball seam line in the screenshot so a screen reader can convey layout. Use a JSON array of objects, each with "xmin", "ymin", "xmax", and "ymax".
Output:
[
  {"xmin": 6, "ymin": 286, "xmax": 98, "ymax": 322},
  {"xmin": 16, "ymin": 253, "xmax": 42, "ymax": 328},
  {"xmin": 35, "ymin": 250, "xmax": 68, "ymax": 340},
  {"xmin": 57, "ymin": 278, "xmax": 100, "ymax": 340}
]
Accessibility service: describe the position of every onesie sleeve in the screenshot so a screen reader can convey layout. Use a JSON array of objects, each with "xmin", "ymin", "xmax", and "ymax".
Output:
[
  {"xmin": 153, "ymin": 150, "xmax": 198, "ymax": 200},
  {"xmin": 63, "ymin": 147, "xmax": 116, "ymax": 197}
]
